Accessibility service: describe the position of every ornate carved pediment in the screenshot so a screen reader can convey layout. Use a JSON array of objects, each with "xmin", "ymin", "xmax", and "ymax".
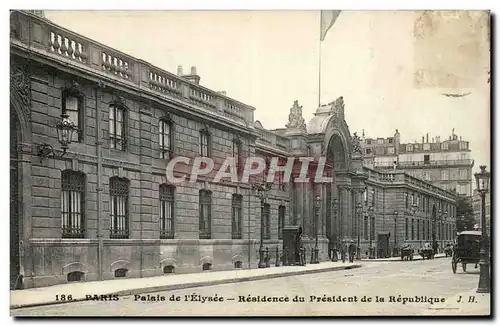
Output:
[{"xmin": 285, "ymin": 100, "xmax": 306, "ymax": 132}]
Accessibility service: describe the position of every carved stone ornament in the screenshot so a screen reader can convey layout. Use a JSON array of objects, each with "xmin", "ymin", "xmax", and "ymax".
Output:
[
  {"xmin": 351, "ymin": 132, "xmax": 362, "ymax": 154},
  {"xmin": 285, "ymin": 100, "xmax": 307, "ymax": 132},
  {"xmin": 10, "ymin": 64, "xmax": 31, "ymax": 115},
  {"xmin": 328, "ymin": 96, "xmax": 345, "ymax": 121}
]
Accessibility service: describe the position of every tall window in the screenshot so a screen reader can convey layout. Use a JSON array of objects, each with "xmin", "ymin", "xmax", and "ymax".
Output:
[
  {"xmin": 199, "ymin": 190, "xmax": 212, "ymax": 239},
  {"xmin": 262, "ymin": 203, "xmax": 271, "ymax": 240},
  {"xmin": 427, "ymin": 220, "xmax": 430, "ymax": 240},
  {"xmin": 370, "ymin": 216, "xmax": 375, "ymax": 240},
  {"xmin": 63, "ymin": 88, "xmax": 83, "ymax": 142},
  {"xmin": 109, "ymin": 105, "xmax": 126, "ymax": 151},
  {"xmin": 231, "ymin": 194, "xmax": 243, "ymax": 239},
  {"xmin": 405, "ymin": 192, "xmax": 408, "ymax": 208},
  {"xmin": 61, "ymin": 170, "xmax": 85, "ymax": 238},
  {"xmin": 371, "ymin": 188, "xmax": 375, "ymax": 208},
  {"xmin": 405, "ymin": 218, "xmax": 409, "ymax": 240},
  {"xmin": 417, "ymin": 220, "xmax": 420, "ymax": 240},
  {"xmin": 200, "ymin": 128, "xmax": 211, "ymax": 157},
  {"xmin": 411, "ymin": 219, "xmax": 414, "ymax": 240},
  {"xmin": 278, "ymin": 205, "xmax": 285, "ymax": 240},
  {"xmin": 441, "ymin": 170, "xmax": 449, "ymax": 180},
  {"xmin": 159, "ymin": 117, "xmax": 174, "ymax": 160},
  {"xmin": 233, "ymin": 138, "xmax": 242, "ymax": 176},
  {"xmin": 110, "ymin": 177, "xmax": 129, "ymax": 239},
  {"xmin": 160, "ymin": 184, "xmax": 175, "ymax": 239},
  {"xmin": 441, "ymin": 142, "xmax": 449, "ymax": 150},
  {"xmin": 364, "ymin": 216, "xmax": 369, "ymax": 240}
]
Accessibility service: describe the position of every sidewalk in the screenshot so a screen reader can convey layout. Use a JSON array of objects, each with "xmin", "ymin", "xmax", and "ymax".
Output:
[
  {"xmin": 361, "ymin": 253, "xmax": 447, "ymax": 262},
  {"xmin": 10, "ymin": 261, "xmax": 361, "ymax": 309}
]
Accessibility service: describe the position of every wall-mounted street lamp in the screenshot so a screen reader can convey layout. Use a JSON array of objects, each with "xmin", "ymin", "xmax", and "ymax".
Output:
[
  {"xmin": 355, "ymin": 202, "xmax": 363, "ymax": 260},
  {"xmin": 251, "ymin": 182, "xmax": 272, "ymax": 268},
  {"xmin": 474, "ymin": 165, "xmax": 490, "ymax": 293},
  {"xmin": 393, "ymin": 210, "xmax": 398, "ymax": 256},
  {"xmin": 312, "ymin": 195, "xmax": 321, "ymax": 264},
  {"xmin": 367, "ymin": 206, "xmax": 374, "ymax": 259},
  {"xmin": 38, "ymin": 112, "xmax": 78, "ymax": 159}
]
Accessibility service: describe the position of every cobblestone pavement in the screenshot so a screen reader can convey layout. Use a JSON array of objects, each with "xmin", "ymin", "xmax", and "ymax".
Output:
[{"xmin": 12, "ymin": 258, "xmax": 490, "ymax": 317}]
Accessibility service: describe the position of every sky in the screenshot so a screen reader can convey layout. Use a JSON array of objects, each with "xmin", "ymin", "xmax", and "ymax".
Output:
[{"xmin": 44, "ymin": 10, "xmax": 491, "ymax": 174}]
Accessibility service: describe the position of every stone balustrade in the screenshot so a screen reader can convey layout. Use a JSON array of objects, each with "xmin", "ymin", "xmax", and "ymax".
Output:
[{"xmin": 10, "ymin": 10, "xmax": 255, "ymax": 127}]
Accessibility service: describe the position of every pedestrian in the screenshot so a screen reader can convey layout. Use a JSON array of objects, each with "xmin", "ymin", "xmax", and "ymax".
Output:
[{"xmin": 348, "ymin": 240, "xmax": 356, "ymax": 263}]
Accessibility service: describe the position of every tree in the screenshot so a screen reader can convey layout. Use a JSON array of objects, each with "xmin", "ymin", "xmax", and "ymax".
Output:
[{"xmin": 456, "ymin": 196, "xmax": 475, "ymax": 232}]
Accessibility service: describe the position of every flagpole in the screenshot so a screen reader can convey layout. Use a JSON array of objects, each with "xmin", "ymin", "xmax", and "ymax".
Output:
[{"xmin": 318, "ymin": 12, "xmax": 322, "ymax": 108}]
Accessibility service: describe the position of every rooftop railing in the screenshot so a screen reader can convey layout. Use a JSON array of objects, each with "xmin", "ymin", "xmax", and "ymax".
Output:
[{"xmin": 10, "ymin": 10, "xmax": 254, "ymax": 126}]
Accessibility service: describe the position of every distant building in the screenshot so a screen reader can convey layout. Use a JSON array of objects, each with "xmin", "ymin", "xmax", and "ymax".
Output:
[
  {"xmin": 472, "ymin": 189, "xmax": 491, "ymax": 234},
  {"xmin": 362, "ymin": 129, "xmax": 474, "ymax": 197}
]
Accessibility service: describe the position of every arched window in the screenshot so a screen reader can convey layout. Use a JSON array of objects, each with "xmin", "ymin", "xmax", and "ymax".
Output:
[
  {"xmin": 202, "ymin": 263, "xmax": 212, "ymax": 271},
  {"xmin": 110, "ymin": 177, "xmax": 129, "ymax": 239},
  {"xmin": 61, "ymin": 170, "xmax": 86, "ymax": 238},
  {"xmin": 234, "ymin": 261, "xmax": 242, "ymax": 269},
  {"xmin": 109, "ymin": 104, "xmax": 126, "ymax": 151},
  {"xmin": 199, "ymin": 190, "xmax": 212, "ymax": 239},
  {"xmin": 159, "ymin": 115, "xmax": 174, "ymax": 160},
  {"xmin": 160, "ymin": 184, "xmax": 175, "ymax": 239}
]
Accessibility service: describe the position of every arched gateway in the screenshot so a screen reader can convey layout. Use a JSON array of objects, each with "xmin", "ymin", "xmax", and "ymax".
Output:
[{"xmin": 282, "ymin": 96, "xmax": 366, "ymax": 260}]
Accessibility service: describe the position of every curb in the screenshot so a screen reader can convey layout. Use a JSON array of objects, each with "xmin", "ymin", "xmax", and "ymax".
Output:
[
  {"xmin": 10, "ymin": 264, "xmax": 362, "ymax": 310},
  {"xmin": 360, "ymin": 255, "xmax": 448, "ymax": 262}
]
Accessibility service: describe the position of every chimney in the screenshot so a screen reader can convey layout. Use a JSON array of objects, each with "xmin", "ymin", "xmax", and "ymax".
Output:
[
  {"xmin": 426, "ymin": 133, "xmax": 429, "ymax": 143},
  {"xmin": 432, "ymin": 137, "xmax": 435, "ymax": 143},
  {"xmin": 460, "ymin": 136, "xmax": 462, "ymax": 141},
  {"xmin": 422, "ymin": 136, "xmax": 424, "ymax": 143},
  {"xmin": 182, "ymin": 66, "xmax": 201, "ymax": 85},
  {"xmin": 177, "ymin": 65, "xmax": 183, "ymax": 76}
]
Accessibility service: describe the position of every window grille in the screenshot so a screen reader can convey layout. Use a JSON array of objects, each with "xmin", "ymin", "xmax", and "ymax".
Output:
[
  {"xmin": 159, "ymin": 118, "xmax": 174, "ymax": 160},
  {"xmin": 110, "ymin": 177, "xmax": 129, "ymax": 239},
  {"xmin": 61, "ymin": 170, "xmax": 86, "ymax": 238},
  {"xmin": 160, "ymin": 184, "xmax": 175, "ymax": 239}
]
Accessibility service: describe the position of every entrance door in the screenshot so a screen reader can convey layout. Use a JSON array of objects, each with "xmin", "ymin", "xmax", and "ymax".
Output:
[
  {"xmin": 377, "ymin": 233, "xmax": 390, "ymax": 258},
  {"xmin": 10, "ymin": 111, "xmax": 21, "ymax": 290}
]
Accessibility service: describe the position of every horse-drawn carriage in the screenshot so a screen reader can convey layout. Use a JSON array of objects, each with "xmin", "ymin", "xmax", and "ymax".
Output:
[
  {"xmin": 419, "ymin": 242, "xmax": 435, "ymax": 260},
  {"xmin": 452, "ymin": 230, "xmax": 481, "ymax": 273},
  {"xmin": 400, "ymin": 243, "xmax": 414, "ymax": 261}
]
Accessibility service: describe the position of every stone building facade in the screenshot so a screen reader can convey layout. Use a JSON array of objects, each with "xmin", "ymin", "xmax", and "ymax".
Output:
[
  {"xmin": 362, "ymin": 129, "xmax": 474, "ymax": 197},
  {"xmin": 10, "ymin": 11, "xmax": 458, "ymax": 289}
]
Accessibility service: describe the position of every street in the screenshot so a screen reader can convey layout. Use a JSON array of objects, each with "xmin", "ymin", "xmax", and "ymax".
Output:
[{"xmin": 12, "ymin": 258, "xmax": 489, "ymax": 316}]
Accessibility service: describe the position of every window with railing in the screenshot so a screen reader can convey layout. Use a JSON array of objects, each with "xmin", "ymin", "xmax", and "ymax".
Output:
[
  {"xmin": 159, "ymin": 116, "xmax": 174, "ymax": 160},
  {"xmin": 63, "ymin": 86, "xmax": 84, "ymax": 143},
  {"xmin": 200, "ymin": 128, "xmax": 211, "ymax": 157},
  {"xmin": 160, "ymin": 184, "xmax": 175, "ymax": 239},
  {"xmin": 231, "ymin": 194, "xmax": 242, "ymax": 239},
  {"xmin": 61, "ymin": 170, "xmax": 86, "ymax": 238},
  {"xmin": 109, "ymin": 105, "xmax": 126, "ymax": 151},
  {"xmin": 199, "ymin": 190, "xmax": 212, "ymax": 239},
  {"xmin": 233, "ymin": 138, "xmax": 242, "ymax": 177},
  {"xmin": 262, "ymin": 203, "xmax": 271, "ymax": 240},
  {"xmin": 278, "ymin": 205, "xmax": 285, "ymax": 240},
  {"xmin": 110, "ymin": 177, "xmax": 129, "ymax": 239}
]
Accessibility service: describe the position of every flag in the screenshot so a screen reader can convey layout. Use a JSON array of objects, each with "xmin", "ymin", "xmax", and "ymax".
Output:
[{"xmin": 320, "ymin": 10, "xmax": 341, "ymax": 41}]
